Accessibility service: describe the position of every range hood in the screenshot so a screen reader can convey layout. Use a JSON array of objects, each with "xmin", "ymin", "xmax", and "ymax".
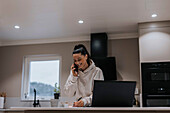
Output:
[
  {"xmin": 90, "ymin": 33, "xmax": 108, "ymax": 57},
  {"xmin": 90, "ymin": 33, "xmax": 117, "ymax": 80}
]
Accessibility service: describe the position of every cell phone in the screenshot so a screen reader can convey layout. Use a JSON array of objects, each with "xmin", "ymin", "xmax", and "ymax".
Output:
[{"xmin": 74, "ymin": 63, "xmax": 78, "ymax": 72}]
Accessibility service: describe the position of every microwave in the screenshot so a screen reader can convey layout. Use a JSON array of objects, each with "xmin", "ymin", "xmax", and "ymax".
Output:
[{"xmin": 142, "ymin": 62, "xmax": 170, "ymax": 81}]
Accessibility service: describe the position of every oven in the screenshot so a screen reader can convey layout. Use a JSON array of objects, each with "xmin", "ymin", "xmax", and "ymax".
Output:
[{"xmin": 142, "ymin": 62, "xmax": 170, "ymax": 107}]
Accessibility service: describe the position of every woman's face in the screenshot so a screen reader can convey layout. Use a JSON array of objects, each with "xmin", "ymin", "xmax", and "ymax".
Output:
[{"xmin": 73, "ymin": 53, "xmax": 88, "ymax": 70}]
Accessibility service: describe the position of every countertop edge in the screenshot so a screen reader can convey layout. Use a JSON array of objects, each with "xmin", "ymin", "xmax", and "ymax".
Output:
[{"xmin": 4, "ymin": 107, "xmax": 170, "ymax": 111}]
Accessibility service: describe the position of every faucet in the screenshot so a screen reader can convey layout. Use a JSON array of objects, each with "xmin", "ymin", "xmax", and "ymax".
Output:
[{"xmin": 33, "ymin": 88, "xmax": 41, "ymax": 107}]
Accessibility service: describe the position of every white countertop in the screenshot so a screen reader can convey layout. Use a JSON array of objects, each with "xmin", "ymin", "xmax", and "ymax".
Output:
[{"xmin": 5, "ymin": 107, "xmax": 170, "ymax": 111}]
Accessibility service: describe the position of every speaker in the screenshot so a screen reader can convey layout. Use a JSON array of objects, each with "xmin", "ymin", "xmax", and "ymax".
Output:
[{"xmin": 91, "ymin": 33, "xmax": 108, "ymax": 57}]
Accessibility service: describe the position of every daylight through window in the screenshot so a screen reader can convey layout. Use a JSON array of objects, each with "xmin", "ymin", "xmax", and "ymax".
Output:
[{"xmin": 21, "ymin": 55, "xmax": 61, "ymax": 101}]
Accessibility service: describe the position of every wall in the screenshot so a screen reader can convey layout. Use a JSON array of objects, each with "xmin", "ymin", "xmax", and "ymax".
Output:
[
  {"xmin": 0, "ymin": 38, "xmax": 139, "ymax": 98},
  {"xmin": 109, "ymin": 39, "xmax": 140, "ymax": 88},
  {"xmin": 0, "ymin": 41, "xmax": 89, "ymax": 97}
]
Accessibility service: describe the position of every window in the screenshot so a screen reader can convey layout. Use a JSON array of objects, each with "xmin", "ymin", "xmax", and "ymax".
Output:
[{"xmin": 21, "ymin": 54, "xmax": 61, "ymax": 101}]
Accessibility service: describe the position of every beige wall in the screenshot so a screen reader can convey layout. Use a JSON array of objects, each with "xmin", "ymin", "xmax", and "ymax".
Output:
[
  {"xmin": 0, "ymin": 39, "xmax": 139, "ymax": 97},
  {"xmin": 108, "ymin": 39, "xmax": 140, "ymax": 88}
]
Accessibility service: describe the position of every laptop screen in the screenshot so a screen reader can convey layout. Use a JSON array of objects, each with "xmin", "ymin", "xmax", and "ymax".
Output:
[{"xmin": 92, "ymin": 80, "xmax": 136, "ymax": 107}]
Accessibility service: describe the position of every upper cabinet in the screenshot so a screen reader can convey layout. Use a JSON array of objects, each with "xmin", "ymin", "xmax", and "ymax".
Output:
[{"xmin": 138, "ymin": 21, "xmax": 170, "ymax": 62}]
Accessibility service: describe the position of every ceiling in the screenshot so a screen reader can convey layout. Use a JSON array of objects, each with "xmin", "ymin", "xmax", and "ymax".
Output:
[{"xmin": 0, "ymin": 0, "xmax": 170, "ymax": 44}]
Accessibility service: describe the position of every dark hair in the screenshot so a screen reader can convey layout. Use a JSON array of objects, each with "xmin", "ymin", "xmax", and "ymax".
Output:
[{"xmin": 72, "ymin": 44, "xmax": 91, "ymax": 66}]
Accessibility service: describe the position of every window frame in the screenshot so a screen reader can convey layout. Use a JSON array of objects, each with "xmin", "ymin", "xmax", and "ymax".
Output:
[{"xmin": 21, "ymin": 54, "xmax": 61, "ymax": 101}]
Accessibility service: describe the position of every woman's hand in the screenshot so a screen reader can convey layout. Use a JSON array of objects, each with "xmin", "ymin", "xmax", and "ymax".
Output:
[
  {"xmin": 71, "ymin": 64, "xmax": 78, "ymax": 77},
  {"xmin": 73, "ymin": 100, "xmax": 84, "ymax": 107}
]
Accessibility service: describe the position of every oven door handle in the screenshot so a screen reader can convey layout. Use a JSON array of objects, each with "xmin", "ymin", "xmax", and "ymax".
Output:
[{"xmin": 147, "ymin": 95, "xmax": 170, "ymax": 99}]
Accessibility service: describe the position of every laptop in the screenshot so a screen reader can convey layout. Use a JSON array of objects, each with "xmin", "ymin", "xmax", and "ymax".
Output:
[{"xmin": 91, "ymin": 80, "xmax": 136, "ymax": 107}]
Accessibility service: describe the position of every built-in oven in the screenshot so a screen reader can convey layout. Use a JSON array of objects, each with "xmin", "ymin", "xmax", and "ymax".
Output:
[{"xmin": 141, "ymin": 62, "xmax": 170, "ymax": 107}]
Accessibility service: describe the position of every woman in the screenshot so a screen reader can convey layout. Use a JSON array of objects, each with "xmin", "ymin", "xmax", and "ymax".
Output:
[{"xmin": 64, "ymin": 44, "xmax": 104, "ymax": 107}]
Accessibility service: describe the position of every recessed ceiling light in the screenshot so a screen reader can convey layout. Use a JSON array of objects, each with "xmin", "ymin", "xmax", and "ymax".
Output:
[
  {"xmin": 78, "ymin": 20, "xmax": 83, "ymax": 24},
  {"xmin": 14, "ymin": 25, "xmax": 20, "ymax": 29},
  {"xmin": 151, "ymin": 14, "xmax": 157, "ymax": 18}
]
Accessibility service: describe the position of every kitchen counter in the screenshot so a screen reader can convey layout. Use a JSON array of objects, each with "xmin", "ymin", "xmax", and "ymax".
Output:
[
  {"xmin": 2, "ymin": 107, "xmax": 170, "ymax": 113},
  {"xmin": 0, "ymin": 108, "xmax": 24, "ymax": 113},
  {"xmin": 8, "ymin": 107, "xmax": 170, "ymax": 111},
  {"xmin": 0, "ymin": 108, "xmax": 24, "ymax": 112}
]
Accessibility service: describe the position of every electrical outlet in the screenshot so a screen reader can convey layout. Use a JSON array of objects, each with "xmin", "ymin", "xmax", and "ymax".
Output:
[{"xmin": 135, "ymin": 88, "xmax": 139, "ymax": 94}]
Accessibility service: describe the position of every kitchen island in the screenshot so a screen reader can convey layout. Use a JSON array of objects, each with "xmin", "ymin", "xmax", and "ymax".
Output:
[{"xmin": 1, "ymin": 107, "xmax": 170, "ymax": 113}]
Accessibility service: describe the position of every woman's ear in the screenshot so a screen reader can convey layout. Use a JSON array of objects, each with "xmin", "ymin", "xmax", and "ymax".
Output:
[{"xmin": 85, "ymin": 54, "xmax": 88, "ymax": 60}]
